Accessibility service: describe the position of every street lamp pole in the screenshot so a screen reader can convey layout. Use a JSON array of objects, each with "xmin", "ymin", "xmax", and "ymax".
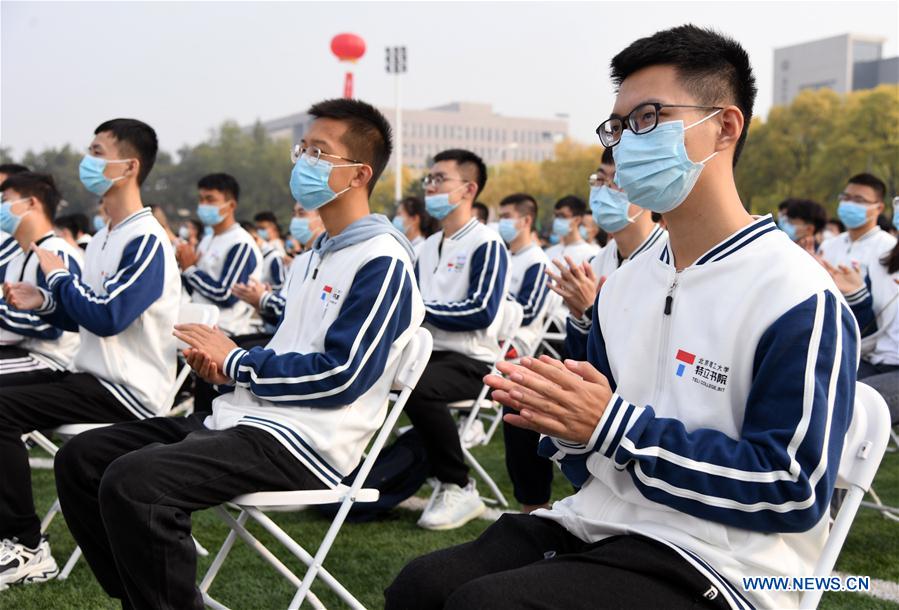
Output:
[{"xmin": 386, "ymin": 46, "xmax": 407, "ymax": 203}]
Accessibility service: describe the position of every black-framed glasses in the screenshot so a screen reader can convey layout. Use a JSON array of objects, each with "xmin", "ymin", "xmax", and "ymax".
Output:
[
  {"xmin": 290, "ymin": 144, "xmax": 361, "ymax": 166},
  {"xmin": 595, "ymin": 103, "xmax": 723, "ymax": 147},
  {"xmin": 421, "ymin": 174, "xmax": 467, "ymax": 189},
  {"xmin": 838, "ymin": 192, "xmax": 880, "ymax": 205}
]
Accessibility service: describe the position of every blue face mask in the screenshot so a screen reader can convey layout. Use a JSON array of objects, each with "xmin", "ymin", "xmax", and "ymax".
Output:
[
  {"xmin": 93, "ymin": 214, "xmax": 106, "ymax": 232},
  {"xmin": 178, "ymin": 226, "xmax": 190, "ymax": 241},
  {"xmin": 256, "ymin": 228, "xmax": 270, "ymax": 241},
  {"xmin": 79, "ymin": 155, "xmax": 130, "ymax": 196},
  {"xmin": 197, "ymin": 204, "xmax": 224, "ymax": 227},
  {"xmin": 552, "ymin": 217, "xmax": 572, "ymax": 238},
  {"xmin": 548, "ymin": 234, "xmax": 560, "ymax": 245},
  {"xmin": 425, "ymin": 193, "xmax": 456, "ymax": 220},
  {"xmin": 579, "ymin": 226, "xmax": 590, "ymax": 240},
  {"xmin": 203, "ymin": 226, "xmax": 213, "ymax": 238},
  {"xmin": 613, "ymin": 111, "xmax": 721, "ymax": 214},
  {"xmin": 589, "ymin": 185, "xmax": 640, "ymax": 234},
  {"xmin": 290, "ymin": 217, "xmax": 314, "ymax": 244},
  {"xmin": 778, "ymin": 217, "xmax": 798, "ymax": 241},
  {"xmin": 893, "ymin": 208, "xmax": 899, "ymax": 232},
  {"xmin": 837, "ymin": 201, "xmax": 870, "ymax": 230},
  {"xmin": 392, "ymin": 216, "xmax": 407, "ymax": 233},
  {"xmin": 0, "ymin": 198, "xmax": 29, "ymax": 235},
  {"xmin": 498, "ymin": 218, "xmax": 519, "ymax": 243},
  {"xmin": 289, "ymin": 154, "xmax": 359, "ymax": 211}
]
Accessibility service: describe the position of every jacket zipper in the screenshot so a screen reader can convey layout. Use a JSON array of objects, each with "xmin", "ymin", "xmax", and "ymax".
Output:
[{"xmin": 653, "ymin": 270, "xmax": 681, "ymax": 407}]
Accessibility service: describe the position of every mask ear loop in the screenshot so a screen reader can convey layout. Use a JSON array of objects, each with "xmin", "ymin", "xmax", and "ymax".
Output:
[{"xmin": 685, "ymin": 109, "xmax": 724, "ymax": 165}]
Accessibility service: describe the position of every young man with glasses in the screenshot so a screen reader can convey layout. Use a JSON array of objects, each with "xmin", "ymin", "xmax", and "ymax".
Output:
[
  {"xmin": 52, "ymin": 99, "xmax": 424, "ymax": 609},
  {"xmin": 819, "ymin": 173, "xmax": 897, "ymax": 363},
  {"xmin": 407, "ymin": 149, "xmax": 509, "ymax": 530},
  {"xmin": 387, "ymin": 25, "xmax": 858, "ymax": 610}
]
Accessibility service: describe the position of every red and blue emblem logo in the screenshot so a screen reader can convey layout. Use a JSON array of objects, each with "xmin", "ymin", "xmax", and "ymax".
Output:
[{"xmin": 674, "ymin": 349, "xmax": 695, "ymax": 377}]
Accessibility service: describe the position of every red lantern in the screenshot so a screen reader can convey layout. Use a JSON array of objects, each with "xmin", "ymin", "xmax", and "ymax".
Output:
[{"xmin": 330, "ymin": 33, "xmax": 366, "ymax": 98}]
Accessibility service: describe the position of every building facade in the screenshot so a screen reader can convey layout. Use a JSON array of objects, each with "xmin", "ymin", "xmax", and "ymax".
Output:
[
  {"xmin": 258, "ymin": 101, "xmax": 569, "ymax": 168},
  {"xmin": 773, "ymin": 34, "xmax": 898, "ymax": 106}
]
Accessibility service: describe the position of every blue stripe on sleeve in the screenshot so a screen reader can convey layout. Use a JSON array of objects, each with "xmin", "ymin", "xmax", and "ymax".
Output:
[
  {"xmin": 230, "ymin": 255, "xmax": 414, "ymax": 407},
  {"xmin": 184, "ymin": 242, "xmax": 256, "ymax": 306},
  {"xmin": 48, "ymin": 234, "xmax": 166, "ymax": 337},
  {"xmin": 423, "ymin": 240, "xmax": 508, "ymax": 331},
  {"xmin": 515, "ymin": 261, "xmax": 550, "ymax": 326}
]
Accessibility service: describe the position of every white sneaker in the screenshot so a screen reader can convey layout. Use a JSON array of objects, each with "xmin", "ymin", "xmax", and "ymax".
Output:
[
  {"xmin": 459, "ymin": 418, "xmax": 487, "ymax": 449},
  {"xmin": 0, "ymin": 537, "xmax": 59, "ymax": 591},
  {"xmin": 417, "ymin": 480, "xmax": 486, "ymax": 530}
]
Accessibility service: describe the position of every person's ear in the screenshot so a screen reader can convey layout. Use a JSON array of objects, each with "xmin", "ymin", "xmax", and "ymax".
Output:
[
  {"xmin": 715, "ymin": 105, "xmax": 744, "ymax": 153},
  {"xmin": 125, "ymin": 158, "xmax": 141, "ymax": 181},
  {"xmin": 351, "ymin": 165, "xmax": 373, "ymax": 190}
]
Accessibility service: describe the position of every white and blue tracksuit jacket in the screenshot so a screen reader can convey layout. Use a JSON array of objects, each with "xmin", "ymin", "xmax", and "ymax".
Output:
[
  {"xmin": 36, "ymin": 207, "xmax": 181, "ymax": 417},
  {"xmin": 183, "ymin": 223, "xmax": 262, "ymax": 336},
  {"xmin": 416, "ymin": 218, "xmax": 510, "ymax": 363},
  {"xmin": 206, "ymin": 215, "xmax": 425, "ymax": 487},
  {"xmin": 0, "ymin": 233, "xmax": 83, "ymax": 370},
  {"xmin": 508, "ymin": 243, "xmax": 551, "ymax": 357},
  {"xmin": 260, "ymin": 242, "xmax": 287, "ymax": 291},
  {"xmin": 536, "ymin": 216, "xmax": 859, "ymax": 610},
  {"xmin": 565, "ymin": 225, "xmax": 667, "ymax": 360}
]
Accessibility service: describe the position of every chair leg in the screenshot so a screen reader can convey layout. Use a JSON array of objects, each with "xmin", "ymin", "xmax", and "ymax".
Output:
[
  {"xmin": 40, "ymin": 498, "xmax": 61, "ymax": 533},
  {"xmin": 200, "ymin": 508, "xmax": 248, "ymax": 594},
  {"xmin": 57, "ymin": 546, "xmax": 82, "ymax": 580},
  {"xmin": 862, "ymin": 487, "xmax": 899, "ymax": 522},
  {"xmin": 462, "ymin": 446, "xmax": 509, "ymax": 508}
]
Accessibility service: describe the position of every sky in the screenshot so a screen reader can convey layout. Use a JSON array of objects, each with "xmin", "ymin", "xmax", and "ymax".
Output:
[{"xmin": 2, "ymin": 1, "xmax": 897, "ymax": 158}]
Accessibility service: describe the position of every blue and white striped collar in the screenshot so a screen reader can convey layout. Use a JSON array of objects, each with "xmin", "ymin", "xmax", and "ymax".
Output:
[
  {"xmin": 628, "ymin": 224, "xmax": 665, "ymax": 261},
  {"xmin": 658, "ymin": 215, "xmax": 777, "ymax": 267},
  {"xmin": 448, "ymin": 218, "xmax": 480, "ymax": 241},
  {"xmin": 110, "ymin": 207, "xmax": 152, "ymax": 232}
]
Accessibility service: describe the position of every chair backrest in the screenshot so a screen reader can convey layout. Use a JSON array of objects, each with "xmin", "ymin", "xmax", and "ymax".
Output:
[
  {"xmin": 799, "ymin": 382, "xmax": 891, "ymax": 609},
  {"xmin": 175, "ymin": 303, "xmax": 221, "ymax": 351},
  {"xmin": 391, "ymin": 328, "xmax": 434, "ymax": 392}
]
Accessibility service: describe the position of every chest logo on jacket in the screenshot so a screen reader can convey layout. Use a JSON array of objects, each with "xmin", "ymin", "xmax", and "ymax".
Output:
[
  {"xmin": 447, "ymin": 254, "xmax": 467, "ymax": 273},
  {"xmin": 674, "ymin": 349, "xmax": 729, "ymax": 393}
]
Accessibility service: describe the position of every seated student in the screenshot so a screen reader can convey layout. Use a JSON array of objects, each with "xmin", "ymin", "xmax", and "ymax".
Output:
[
  {"xmin": 233, "ymin": 204, "xmax": 325, "ymax": 328},
  {"xmin": 819, "ymin": 173, "xmax": 897, "ymax": 359},
  {"xmin": 176, "ymin": 173, "xmax": 262, "ymax": 337},
  {"xmin": 150, "ymin": 204, "xmax": 177, "ymax": 244},
  {"xmin": 0, "ymin": 173, "xmax": 83, "ymax": 385},
  {"xmin": 387, "ymin": 25, "xmax": 858, "ymax": 610},
  {"xmin": 253, "ymin": 211, "xmax": 287, "ymax": 292},
  {"xmin": 497, "ymin": 193, "xmax": 553, "ymax": 513},
  {"xmin": 53, "ymin": 98, "xmax": 424, "ymax": 609},
  {"xmin": 0, "ymin": 118, "xmax": 180, "ymax": 587},
  {"xmin": 823, "ymin": 216, "xmax": 899, "ymax": 408},
  {"xmin": 253, "ymin": 210, "xmax": 286, "ymax": 254},
  {"xmin": 393, "ymin": 195, "xmax": 437, "ymax": 261},
  {"xmin": 545, "ymin": 195, "xmax": 600, "ymax": 272},
  {"xmin": 823, "ymin": 217, "xmax": 845, "ymax": 242},
  {"xmin": 553, "ymin": 149, "xmax": 667, "ymax": 361},
  {"xmin": 176, "ymin": 217, "xmax": 203, "ymax": 248},
  {"xmin": 778, "ymin": 197, "xmax": 827, "ymax": 253},
  {"xmin": 0, "ymin": 167, "xmax": 33, "ymax": 270},
  {"xmin": 409, "ymin": 149, "xmax": 509, "ymax": 530},
  {"xmin": 579, "ymin": 210, "xmax": 602, "ymax": 247}
]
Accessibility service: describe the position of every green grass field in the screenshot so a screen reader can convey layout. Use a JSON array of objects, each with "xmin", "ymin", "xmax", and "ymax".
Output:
[{"xmin": 5, "ymin": 432, "xmax": 899, "ymax": 609}]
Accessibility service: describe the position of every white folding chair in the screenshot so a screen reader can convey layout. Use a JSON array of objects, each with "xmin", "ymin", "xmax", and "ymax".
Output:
[
  {"xmin": 536, "ymin": 292, "xmax": 567, "ymax": 360},
  {"xmin": 799, "ymin": 382, "xmax": 891, "ymax": 610},
  {"xmin": 29, "ymin": 302, "xmax": 221, "ymax": 579},
  {"xmin": 199, "ymin": 327, "xmax": 433, "ymax": 610},
  {"xmin": 442, "ymin": 300, "xmax": 524, "ymax": 509}
]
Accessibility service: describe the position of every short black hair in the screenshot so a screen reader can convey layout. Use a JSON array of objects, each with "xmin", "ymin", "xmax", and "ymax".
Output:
[
  {"xmin": 307, "ymin": 98, "xmax": 393, "ymax": 194},
  {"xmin": 847, "ymin": 173, "xmax": 887, "ymax": 202},
  {"xmin": 54, "ymin": 213, "xmax": 91, "ymax": 237},
  {"xmin": 778, "ymin": 200, "xmax": 790, "ymax": 212},
  {"xmin": 784, "ymin": 198, "xmax": 827, "ymax": 232},
  {"xmin": 94, "ymin": 118, "xmax": 158, "ymax": 185},
  {"xmin": 239, "ymin": 220, "xmax": 256, "ymax": 234},
  {"xmin": 610, "ymin": 24, "xmax": 757, "ymax": 165},
  {"xmin": 398, "ymin": 196, "xmax": 439, "ymax": 236},
  {"xmin": 472, "ymin": 201, "xmax": 489, "ymax": 223},
  {"xmin": 253, "ymin": 211, "xmax": 282, "ymax": 237},
  {"xmin": 0, "ymin": 172, "xmax": 61, "ymax": 221},
  {"xmin": 826, "ymin": 218, "xmax": 845, "ymax": 233},
  {"xmin": 188, "ymin": 218, "xmax": 204, "ymax": 236},
  {"xmin": 601, "ymin": 148, "xmax": 614, "ymax": 166},
  {"xmin": 0, "ymin": 164, "xmax": 30, "ymax": 176},
  {"xmin": 433, "ymin": 149, "xmax": 488, "ymax": 197},
  {"xmin": 198, "ymin": 173, "xmax": 240, "ymax": 202},
  {"xmin": 554, "ymin": 195, "xmax": 587, "ymax": 216},
  {"xmin": 499, "ymin": 193, "xmax": 538, "ymax": 223}
]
